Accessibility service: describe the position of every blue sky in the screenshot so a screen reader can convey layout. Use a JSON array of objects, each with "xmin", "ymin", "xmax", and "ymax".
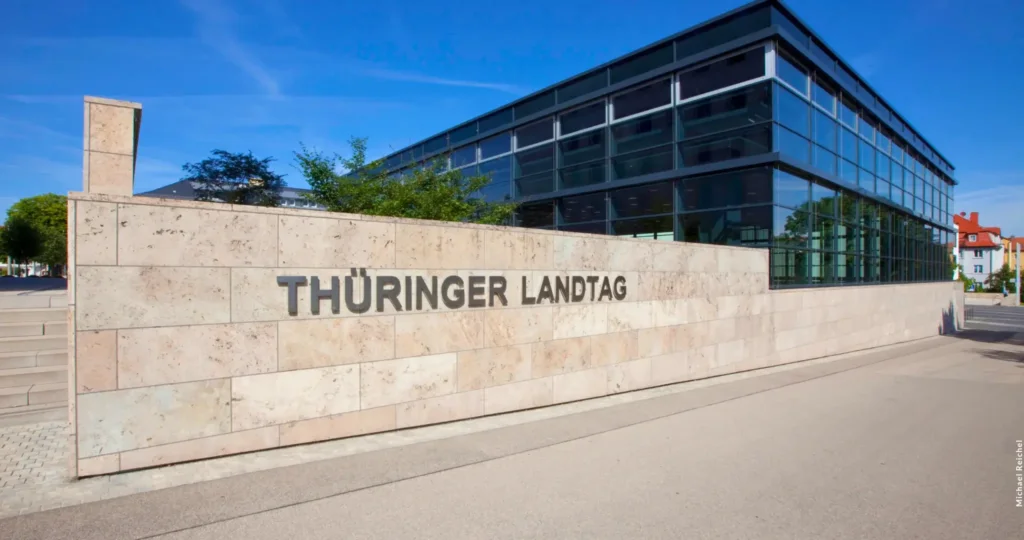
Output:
[{"xmin": 1, "ymin": 0, "xmax": 1022, "ymax": 234}]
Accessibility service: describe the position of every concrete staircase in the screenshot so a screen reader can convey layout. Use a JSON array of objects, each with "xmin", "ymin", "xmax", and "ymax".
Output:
[{"xmin": 0, "ymin": 284, "xmax": 68, "ymax": 427}]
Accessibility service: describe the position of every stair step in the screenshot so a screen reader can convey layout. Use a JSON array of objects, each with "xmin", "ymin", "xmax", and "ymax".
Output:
[
  {"xmin": 0, "ymin": 350, "xmax": 67, "ymax": 369},
  {"xmin": 0, "ymin": 322, "xmax": 43, "ymax": 338},
  {"xmin": 0, "ymin": 308, "xmax": 66, "ymax": 324},
  {"xmin": 0, "ymin": 403, "xmax": 67, "ymax": 428},
  {"xmin": 36, "ymin": 350, "xmax": 67, "ymax": 366},
  {"xmin": 0, "ymin": 295, "xmax": 65, "ymax": 310},
  {"xmin": 29, "ymin": 383, "xmax": 67, "ymax": 405},
  {"xmin": 0, "ymin": 335, "xmax": 65, "ymax": 354},
  {"xmin": 0, "ymin": 385, "xmax": 29, "ymax": 408},
  {"xmin": 44, "ymin": 321, "xmax": 68, "ymax": 335},
  {"xmin": 0, "ymin": 365, "xmax": 67, "ymax": 388}
]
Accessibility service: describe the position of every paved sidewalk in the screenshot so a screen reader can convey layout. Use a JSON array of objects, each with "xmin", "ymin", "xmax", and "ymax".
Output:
[{"xmin": 0, "ymin": 422, "xmax": 67, "ymax": 491}]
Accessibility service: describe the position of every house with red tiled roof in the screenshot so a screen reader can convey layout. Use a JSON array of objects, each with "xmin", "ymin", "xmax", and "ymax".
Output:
[{"xmin": 954, "ymin": 212, "xmax": 1004, "ymax": 285}]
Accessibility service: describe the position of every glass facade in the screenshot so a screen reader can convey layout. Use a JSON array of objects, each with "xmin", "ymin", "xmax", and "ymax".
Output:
[{"xmin": 377, "ymin": 0, "xmax": 955, "ymax": 289}]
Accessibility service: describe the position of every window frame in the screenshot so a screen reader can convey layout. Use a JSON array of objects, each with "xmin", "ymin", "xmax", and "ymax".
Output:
[
  {"xmin": 610, "ymin": 77, "xmax": 674, "ymax": 125},
  {"xmin": 676, "ymin": 42, "xmax": 772, "ymax": 108}
]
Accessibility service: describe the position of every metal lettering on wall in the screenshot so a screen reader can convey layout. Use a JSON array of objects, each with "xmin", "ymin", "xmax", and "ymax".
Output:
[{"xmin": 277, "ymin": 271, "xmax": 628, "ymax": 315}]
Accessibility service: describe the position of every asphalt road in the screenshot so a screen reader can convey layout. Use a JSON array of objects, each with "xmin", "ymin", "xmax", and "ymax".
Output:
[
  {"xmin": 965, "ymin": 304, "xmax": 1024, "ymax": 331},
  {"xmin": 4, "ymin": 329, "xmax": 1023, "ymax": 539}
]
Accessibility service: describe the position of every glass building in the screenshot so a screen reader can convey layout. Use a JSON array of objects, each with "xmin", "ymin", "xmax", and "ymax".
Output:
[{"xmin": 378, "ymin": 0, "xmax": 956, "ymax": 288}]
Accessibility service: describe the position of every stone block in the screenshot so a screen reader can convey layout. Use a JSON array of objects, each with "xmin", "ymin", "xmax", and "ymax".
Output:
[
  {"xmin": 638, "ymin": 325, "xmax": 677, "ymax": 358},
  {"xmin": 75, "ymin": 201, "xmax": 117, "ymax": 266},
  {"xmin": 78, "ymin": 379, "xmax": 231, "ymax": 457},
  {"xmin": 606, "ymin": 301, "xmax": 655, "ymax": 332},
  {"xmin": 118, "ymin": 323, "xmax": 276, "ymax": 388},
  {"xmin": 278, "ymin": 215, "xmax": 395, "ymax": 268},
  {"xmin": 483, "ymin": 377, "xmax": 553, "ymax": 415},
  {"xmin": 279, "ymin": 406, "xmax": 396, "ymax": 446},
  {"xmin": 685, "ymin": 246, "xmax": 718, "ymax": 273},
  {"xmin": 652, "ymin": 299, "xmax": 689, "ymax": 327},
  {"xmin": 396, "ymin": 390, "xmax": 484, "ymax": 429},
  {"xmin": 395, "ymin": 311, "xmax": 483, "ymax": 357},
  {"xmin": 360, "ymin": 353, "xmax": 457, "ymax": 409},
  {"xmin": 78, "ymin": 454, "xmax": 119, "ymax": 477},
  {"xmin": 590, "ymin": 330, "xmax": 639, "ymax": 366},
  {"xmin": 648, "ymin": 350, "xmax": 690, "ymax": 386},
  {"xmin": 120, "ymin": 427, "xmax": 278, "ymax": 471},
  {"xmin": 231, "ymin": 365, "xmax": 360, "ymax": 430},
  {"xmin": 607, "ymin": 358, "xmax": 651, "ymax": 394},
  {"xmin": 607, "ymin": 239, "xmax": 655, "ymax": 272},
  {"xmin": 76, "ymin": 330, "xmax": 116, "ymax": 393},
  {"xmin": 456, "ymin": 344, "xmax": 531, "ymax": 391},
  {"xmin": 87, "ymin": 152, "xmax": 134, "ymax": 196},
  {"xmin": 117, "ymin": 205, "xmax": 278, "ymax": 267},
  {"xmin": 552, "ymin": 304, "xmax": 607, "ymax": 339},
  {"xmin": 553, "ymin": 236, "xmax": 610, "ymax": 271},
  {"xmin": 483, "ymin": 306, "xmax": 553, "ymax": 347},
  {"xmin": 76, "ymin": 266, "xmax": 230, "ymax": 330},
  {"xmin": 553, "ymin": 367, "xmax": 607, "ymax": 403},
  {"xmin": 688, "ymin": 297, "xmax": 718, "ymax": 323},
  {"xmin": 482, "ymin": 230, "xmax": 553, "ymax": 270},
  {"xmin": 651, "ymin": 242, "xmax": 689, "ymax": 272},
  {"xmin": 279, "ymin": 316, "xmax": 394, "ymax": 371},
  {"xmin": 395, "ymin": 223, "xmax": 484, "ymax": 269},
  {"xmin": 88, "ymin": 102, "xmax": 135, "ymax": 155},
  {"xmin": 532, "ymin": 336, "xmax": 591, "ymax": 378}
]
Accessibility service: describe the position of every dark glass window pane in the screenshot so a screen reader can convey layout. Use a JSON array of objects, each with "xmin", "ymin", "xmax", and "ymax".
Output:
[
  {"xmin": 876, "ymin": 154, "xmax": 891, "ymax": 181},
  {"xmin": 812, "ymin": 78, "xmax": 835, "ymax": 113},
  {"xmin": 517, "ymin": 202, "xmax": 554, "ymax": 228},
  {"xmin": 860, "ymin": 201, "xmax": 879, "ymax": 229},
  {"xmin": 612, "ymin": 145, "xmax": 673, "ymax": 180},
  {"xmin": 858, "ymin": 139, "xmax": 874, "ymax": 172},
  {"xmin": 516, "ymin": 119, "xmax": 553, "ymax": 148},
  {"xmin": 811, "ymin": 182, "xmax": 837, "ymax": 216},
  {"xmin": 809, "ymin": 39, "xmax": 835, "ymax": 69},
  {"xmin": 839, "ymin": 98, "xmax": 856, "ymax": 128},
  {"xmin": 679, "ymin": 124, "xmax": 771, "ymax": 166},
  {"xmin": 839, "ymin": 159, "xmax": 857, "ymax": 184},
  {"xmin": 776, "ymin": 85, "xmax": 809, "ymax": 136},
  {"xmin": 478, "ymin": 155, "xmax": 511, "ymax": 184},
  {"xmin": 560, "ymin": 221, "xmax": 606, "ymax": 234},
  {"xmin": 451, "ymin": 145, "xmax": 476, "ymax": 168},
  {"xmin": 774, "ymin": 206, "xmax": 809, "ymax": 247},
  {"xmin": 560, "ymin": 102, "xmax": 605, "ymax": 135},
  {"xmin": 480, "ymin": 132, "xmax": 512, "ymax": 159},
  {"xmin": 613, "ymin": 79, "xmax": 671, "ymax": 120},
  {"xmin": 514, "ymin": 91, "xmax": 555, "ymax": 120},
  {"xmin": 675, "ymin": 6, "xmax": 770, "ymax": 58},
  {"xmin": 777, "ymin": 126, "xmax": 810, "ymax": 164},
  {"xmin": 478, "ymin": 181, "xmax": 511, "ymax": 203},
  {"xmin": 561, "ymin": 192, "xmax": 606, "ymax": 223},
  {"xmin": 449, "ymin": 123, "xmax": 477, "ymax": 145},
  {"xmin": 813, "ymin": 146, "xmax": 837, "ymax": 175},
  {"xmin": 612, "ymin": 216, "xmax": 674, "ymax": 240},
  {"xmin": 479, "ymin": 109, "xmax": 513, "ymax": 134},
  {"xmin": 559, "ymin": 130, "xmax": 604, "ymax": 167},
  {"xmin": 876, "ymin": 130, "xmax": 891, "ymax": 154},
  {"xmin": 859, "ymin": 169, "xmax": 874, "ymax": 192},
  {"xmin": 776, "ymin": 52, "xmax": 808, "ymax": 95},
  {"xmin": 859, "ymin": 115, "xmax": 876, "ymax": 143},
  {"xmin": 610, "ymin": 181, "xmax": 673, "ymax": 218},
  {"xmin": 679, "ymin": 50, "xmax": 765, "ymax": 100},
  {"xmin": 840, "ymin": 127, "xmax": 858, "ymax": 162},
  {"xmin": 516, "ymin": 173, "xmax": 554, "ymax": 197},
  {"xmin": 456, "ymin": 164, "xmax": 476, "ymax": 178},
  {"xmin": 384, "ymin": 155, "xmax": 402, "ymax": 170},
  {"xmin": 811, "ymin": 213, "xmax": 836, "ymax": 250},
  {"xmin": 612, "ymin": 109, "xmax": 673, "ymax": 155},
  {"xmin": 424, "ymin": 135, "xmax": 448, "ymax": 155},
  {"xmin": 813, "ymin": 109, "xmax": 836, "ymax": 151},
  {"xmin": 678, "ymin": 82, "xmax": 771, "ymax": 140},
  {"xmin": 680, "ymin": 205, "xmax": 772, "ymax": 246},
  {"xmin": 838, "ymin": 191, "xmax": 858, "ymax": 224},
  {"xmin": 836, "ymin": 65, "xmax": 856, "ymax": 92},
  {"xmin": 771, "ymin": 248, "xmax": 810, "ymax": 286},
  {"xmin": 837, "ymin": 222, "xmax": 858, "ymax": 255},
  {"xmin": 681, "ymin": 167, "xmax": 771, "ymax": 211},
  {"xmin": 610, "ymin": 42, "xmax": 673, "ymax": 84},
  {"xmin": 515, "ymin": 144, "xmax": 554, "ymax": 177},
  {"xmin": 558, "ymin": 71, "xmax": 607, "ymax": 103},
  {"xmin": 559, "ymin": 162, "xmax": 606, "ymax": 189},
  {"xmin": 775, "ymin": 169, "xmax": 809, "ymax": 208}
]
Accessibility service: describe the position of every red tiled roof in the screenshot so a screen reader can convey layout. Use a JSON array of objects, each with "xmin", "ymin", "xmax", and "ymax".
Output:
[
  {"xmin": 954, "ymin": 212, "xmax": 1002, "ymax": 236},
  {"xmin": 961, "ymin": 235, "xmax": 1000, "ymax": 248}
]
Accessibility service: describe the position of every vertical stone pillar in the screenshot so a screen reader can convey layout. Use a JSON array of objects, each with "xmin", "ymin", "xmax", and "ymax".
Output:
[{"xmin": 82, "ymin": 96, "xmax": 142, "ymax": 196}]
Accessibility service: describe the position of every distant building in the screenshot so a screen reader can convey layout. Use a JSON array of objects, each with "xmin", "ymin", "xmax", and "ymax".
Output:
[
  {"xmin": 953, "ymin": 212, "xmax": 1003, "ymax": 285},
  {"xmin": 1003, "ymin": 237, "xmax": 1024, "ymax": 270},
  {"xmin": 138, "ymin": 180, "xmax": 326, "ymax": 211}
]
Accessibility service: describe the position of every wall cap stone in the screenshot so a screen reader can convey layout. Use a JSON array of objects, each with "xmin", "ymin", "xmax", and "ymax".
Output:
[{"xmin": 84, "ymin": 96, "xmax": 142, "ymax": 109}]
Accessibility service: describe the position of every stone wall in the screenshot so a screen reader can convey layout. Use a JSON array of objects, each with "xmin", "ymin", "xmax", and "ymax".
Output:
[{"xmin": 66, "ymin": 192, "xmax": 962, "ymax": 477}]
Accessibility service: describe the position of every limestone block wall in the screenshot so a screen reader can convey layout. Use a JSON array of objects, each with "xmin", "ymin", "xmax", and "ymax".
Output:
[{"xmin": 66, "ymin": 192, "xmax": 961, "ymax": 477}]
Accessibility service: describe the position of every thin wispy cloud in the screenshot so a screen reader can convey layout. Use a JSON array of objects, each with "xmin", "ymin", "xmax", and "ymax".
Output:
[
  {"xmin": 955, "ymin": 171, "xmax": 1024, "ymax": 236},
  {"xmin": 179, "ymin": 0, "xmax": 281, "ymax": 96},
  {"xmin": 359, "ymin": 67, "xmax": 525, "ymax": 95}
]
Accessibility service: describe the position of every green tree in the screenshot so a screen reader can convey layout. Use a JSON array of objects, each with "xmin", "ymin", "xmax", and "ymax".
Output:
[
  {"xmin": 984, "ymin": 263, "xmax": 1016, "ymax": 294},
  {"xmin": 182, "ymin": 150, "xmax": 285, "ymax": 206},
  {"xmin": 0, "ymin": 215, "xmax": 42, "ymax": 264},
  {"xmin": 296, "ymin": 138, "xmax": 517, "ymax": 225},
  {"xmin": 5, "ymin": 194, "xmax": 67, "ymax": 273}
]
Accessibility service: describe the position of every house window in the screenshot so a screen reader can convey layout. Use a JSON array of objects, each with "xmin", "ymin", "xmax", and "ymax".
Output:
[
  {"xmin": 973, "ymin": 265, "xmax": 984, "ymax": 273},
  {"xmin": 968, "ymin": 234, "xmax": 977, "ymax": 241},
  {"xmin": 973, "ymin": 249, "xmax": 983, "ymax": 258}
]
